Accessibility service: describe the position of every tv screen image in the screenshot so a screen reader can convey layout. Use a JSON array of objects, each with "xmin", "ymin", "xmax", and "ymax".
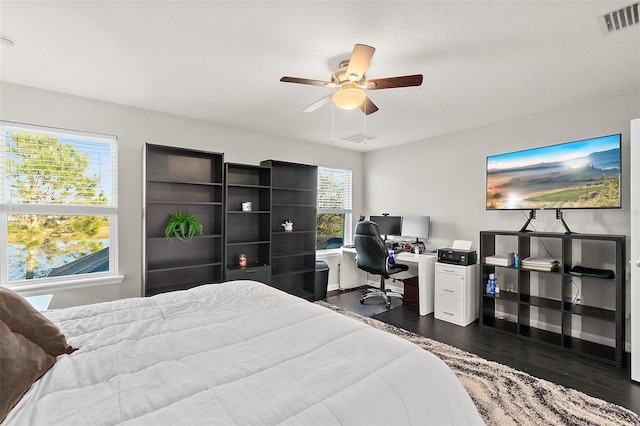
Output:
[{"xmin": 486, "ymin": 134, "xmax": 621, "ymax": 210}]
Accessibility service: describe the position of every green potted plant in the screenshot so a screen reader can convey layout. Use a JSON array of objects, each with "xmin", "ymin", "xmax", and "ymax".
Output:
[{"xmin": 164, "ymin": 210, "xmax": 204, "ymax": 242}]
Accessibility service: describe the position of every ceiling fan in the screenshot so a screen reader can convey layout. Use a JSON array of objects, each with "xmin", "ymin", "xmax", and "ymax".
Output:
[{"xmin": 280, "ymin": 44, "xmax": 423, "ymax": 115}]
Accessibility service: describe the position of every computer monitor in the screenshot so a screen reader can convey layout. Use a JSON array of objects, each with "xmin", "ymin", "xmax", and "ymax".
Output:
[
  {"xmin": 401, "ymin": 215, "xmax": 430, "ymax": 244},
  {"xmin": 369, "ymin": 215, "xmax": 402, "ymax": 238}
]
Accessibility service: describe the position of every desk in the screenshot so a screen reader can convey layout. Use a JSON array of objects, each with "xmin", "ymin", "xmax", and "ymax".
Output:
[{"xmin": 340, "ymin": 247, "xmax": 436, "ymax": 316}]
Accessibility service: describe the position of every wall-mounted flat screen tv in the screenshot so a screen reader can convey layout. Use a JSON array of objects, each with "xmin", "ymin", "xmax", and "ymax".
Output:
[{"xmin": 486, "ymin": 134, "xmax": 621, "ymax": 210}]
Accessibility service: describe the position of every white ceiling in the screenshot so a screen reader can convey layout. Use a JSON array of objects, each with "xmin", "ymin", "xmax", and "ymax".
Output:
[{"xmin": 1, "ymin": 1, "xmax": 639, "ymax": 152}]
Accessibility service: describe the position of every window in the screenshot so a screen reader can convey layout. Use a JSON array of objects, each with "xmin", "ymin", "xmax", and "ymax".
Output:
[
  {"xmin": 317, "ymin": 166, "xmax": 352, "ymax": 250},
  {"xmin": 0, "ymin": 122, "xmax": 120, "ymax": 291}
]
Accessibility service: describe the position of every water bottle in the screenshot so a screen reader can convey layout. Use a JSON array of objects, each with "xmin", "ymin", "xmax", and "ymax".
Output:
[
  {"xmin": 388, "ymin": 250, "xmax": 395, "ymax": 267},
  {"xmin": 489, "ymin": 273, "xmax": 496, "ymax": 294},
  {"xmin": 514, "ymin": 254, "xmax": 520, "ymax": 268}
]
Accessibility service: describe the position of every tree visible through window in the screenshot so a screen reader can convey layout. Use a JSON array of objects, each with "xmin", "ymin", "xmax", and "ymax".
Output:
[
  {"xmin": 1, "ymin": 122, "xmax": 118, "ymax": 286},
  {"xmin": 317, "ymin": 167, "xmax": 352, "ymax": 250}
]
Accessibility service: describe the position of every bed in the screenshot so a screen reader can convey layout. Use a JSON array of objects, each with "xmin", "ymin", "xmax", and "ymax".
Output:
[{"xmin": 2, "ymin": 280, "xmax": 483, "ymax": 425}]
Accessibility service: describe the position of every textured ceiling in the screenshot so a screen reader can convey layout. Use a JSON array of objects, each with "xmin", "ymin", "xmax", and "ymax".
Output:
[{"xmin": 1, "ymin": 1, "xmax": 639, "ymax": 152}]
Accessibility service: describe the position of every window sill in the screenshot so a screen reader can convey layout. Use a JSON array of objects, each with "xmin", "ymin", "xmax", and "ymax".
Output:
[
  {"xmin": 7, "ymin": 274, "xmax": 125, "ymax": 297},
  {"xmin": 317, "ymin": 248, "xmax": 342, "ymax": 257}
]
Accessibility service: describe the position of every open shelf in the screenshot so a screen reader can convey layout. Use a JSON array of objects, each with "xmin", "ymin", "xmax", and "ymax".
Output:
[
  {"xmin": 147, "ymin": 201, "xmax": 222, "ymax": 206},
  {"xmin": 519, "ymin": 294, "xmax": 562, "ymax": 311},
  {"xmin": 144, "ymin": 144, "xmax": 224, "ymax": 296},
  {"xmin": 271, "ymin": 250, "xmax": 316, "ymax": 259},
  {"xmin": 145, "ymin": 281, "xmax": 212, "ymax": 297},
  {"xmin": 147, "ymin": 234, "xmax": 222, "ymax": 241},
  {"xmin": 564, "ymin": 303, "xmax": 616, "ymax": 322},
  {"xmin": 224, "ymin": 163, "xmax": 272, "ymax": 284},
  {"xmin": 482, "ymin": 317, "xmax": 518, "ymax": 334},
  {"xmin": 562, "ymin": 335, "xmax": 617, "ymax": 365},
  {"xmin": 261, "ymin": 160, "xmax": 318, "ymax": 300},
  {"xmin": 519, "ymin": 325, "xmax": 562, "ymax": 346},
  {"xmin": 479, "ymin": 230, "xmax": 625, "ymax": 367},
  {"xmin": 147, "ymin": 260, "xmax": 222, "ymax": 273},
  {"xmin": 147, "ymin": 180, "xmax": 223, "ymax": 188}
]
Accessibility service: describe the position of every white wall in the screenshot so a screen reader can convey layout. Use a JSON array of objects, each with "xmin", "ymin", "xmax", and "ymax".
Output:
[
  {"xmin": 1, "ymin": 82, "xmax": 364, "ymax": 308},
  {"xmin": 363, "ymin": 93, "xmax": 639, "ymax": 348}
]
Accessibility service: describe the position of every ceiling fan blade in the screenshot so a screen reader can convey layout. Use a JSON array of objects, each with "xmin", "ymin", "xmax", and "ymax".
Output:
[
  {"xmin": 365, "ymin": 74, "xmax": 423, "ymax": 90},
  {"xmin": 346, "ymin": 44, "xmax": 375, "ymax": 81},
  {"xmin": 302, "ymin": 94, "xmax": 332, "ymax": 112},
  {"xmin": 359, "ymin": 96, "xmax": 379, "ymax": 115},
  {"xmin": 280, "ymin": 76, "xmax": 331, "ymax": 87}
]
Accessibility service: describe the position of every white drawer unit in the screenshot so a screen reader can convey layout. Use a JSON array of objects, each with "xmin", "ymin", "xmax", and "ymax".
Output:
[{"xmin": 434, "ymin": 262, "xmax": 478, "ymax": 326}]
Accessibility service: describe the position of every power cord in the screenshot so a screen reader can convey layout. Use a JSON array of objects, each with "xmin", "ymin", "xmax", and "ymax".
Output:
[
  {"xmin": 570, "ymin": 279, "xmax": 581, "ymax": 304},
  {"xmin": 520, "ymin": 212, "xmax": 557, "ymax": 259},
  {"xmin": 496, "ymin": 298, "xmax": 512, "ymax": 321}
]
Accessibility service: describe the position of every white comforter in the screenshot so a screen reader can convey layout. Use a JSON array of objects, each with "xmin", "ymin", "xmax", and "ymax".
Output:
[{"xmin": 5, "ymin": 280, "xmax": 483, "ymax": 425}]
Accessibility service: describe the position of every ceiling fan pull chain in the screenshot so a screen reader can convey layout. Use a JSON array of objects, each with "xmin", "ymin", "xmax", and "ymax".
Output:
[
  {"xmin": 331, "ymin": 101, "xmax": 335, "ymax": 143},
  {"xmin": 363, "ymin": 103, "xmax": 367, "ymax": 144}
]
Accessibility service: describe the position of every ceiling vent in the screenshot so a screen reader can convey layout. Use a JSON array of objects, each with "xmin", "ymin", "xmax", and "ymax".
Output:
[
  {"xmin": 597, "ymin": 2, "xmax": 639, "ymax": 35},
  {"xmin": 337, "ymin": 133, "xmax": 378, "ymax": 144}
]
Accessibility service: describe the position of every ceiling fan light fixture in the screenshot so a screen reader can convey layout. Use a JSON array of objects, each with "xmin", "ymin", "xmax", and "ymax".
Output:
[{"xmin": 333, "ymin": 85, "xmax": 366, "ymax": 110}]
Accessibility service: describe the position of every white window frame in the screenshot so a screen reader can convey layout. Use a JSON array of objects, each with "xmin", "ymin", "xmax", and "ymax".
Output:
[
  {"xmin": 0, "ymin": 121, "xmax": 123, "ymax": 295},
  {"xmin": 317, "ymin": 166, "xmax": 353, "ymax": 250}
]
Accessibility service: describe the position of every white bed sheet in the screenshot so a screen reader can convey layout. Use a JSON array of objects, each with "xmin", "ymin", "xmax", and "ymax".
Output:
[{"xmin": 5, "ymin": 280, "xmax": 483, "ymax": 425}]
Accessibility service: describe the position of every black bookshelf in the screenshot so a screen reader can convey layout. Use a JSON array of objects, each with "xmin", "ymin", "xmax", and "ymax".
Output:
[
  {"xmin": 144, "ymin": 144, "xmax": 224, "ymax": 296},
  {"xmin": 260, "ymin": 160, "xmax": 318, "ymax": 300},
  {"xmin": 479, "ymin": 230, "xmax": 625, "ymax": 367},
  {"xmin": 224, "ymin": 163, "xmax": 271, "ymax": 283}
]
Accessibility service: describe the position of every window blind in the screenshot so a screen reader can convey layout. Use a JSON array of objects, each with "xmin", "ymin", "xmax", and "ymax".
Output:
[
  {"xmin": 0, "ymin": 122, "xmax": 117, "ymax": 209},
  {"xmin": 317, "ymin": 167, "xmax": 352, "ymax": 213}
]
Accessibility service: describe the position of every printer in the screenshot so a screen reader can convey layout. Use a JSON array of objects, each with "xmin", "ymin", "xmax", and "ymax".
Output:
[{"xmin": 437, "ymin": 248, "xmax": 477, "ymax": 266}]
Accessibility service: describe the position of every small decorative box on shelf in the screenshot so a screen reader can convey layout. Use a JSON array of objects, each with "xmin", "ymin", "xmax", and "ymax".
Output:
[{"xmin": 484, "ymin": 253, "xmax": 514, "ymax": 267}]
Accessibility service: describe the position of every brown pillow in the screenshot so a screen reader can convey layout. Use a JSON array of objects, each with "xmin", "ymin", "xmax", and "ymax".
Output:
[
  {"xmin": 0, "ymin": 287, "xmax": 76, "ymax": 422},
  {"xmin": 0, "ymin": 320, "xmax": 56, "ymax": 423},
  {"xmin": 0, "ymin": 287, "xmax": 74, "ymax": 356}
]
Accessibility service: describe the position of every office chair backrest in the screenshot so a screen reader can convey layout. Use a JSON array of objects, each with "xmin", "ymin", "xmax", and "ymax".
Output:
[{"xmin": 354, "ymin": 220, "xmax": 389, "ymax": 276}]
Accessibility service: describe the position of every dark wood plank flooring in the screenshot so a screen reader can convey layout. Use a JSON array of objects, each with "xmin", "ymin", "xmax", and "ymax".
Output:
[{"xmin": 326, "ymin": 289, "xmax": 640, "ymax": 415}]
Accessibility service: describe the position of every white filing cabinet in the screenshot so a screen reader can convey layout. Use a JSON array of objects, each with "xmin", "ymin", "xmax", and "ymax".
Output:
[{"xmin": 434, "ymin": 262, "xmax": 478, "ymax": 326}]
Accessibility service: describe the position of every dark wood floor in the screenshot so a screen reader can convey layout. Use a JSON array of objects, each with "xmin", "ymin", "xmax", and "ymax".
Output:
[{"xmin": 326, "ymin": 288, "xmax": 640, "ymax": 415}]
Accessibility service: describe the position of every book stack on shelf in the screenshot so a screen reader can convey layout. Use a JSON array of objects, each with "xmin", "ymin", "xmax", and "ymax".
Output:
[{"xmin": 521, "ymin": 257, "xmax": 559, "ymax": 272}]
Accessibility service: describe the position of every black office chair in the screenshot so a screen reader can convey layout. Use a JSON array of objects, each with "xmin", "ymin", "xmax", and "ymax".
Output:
[{"xmin": 354, "ymin": 220, "xmax": 408, "ymax": 309}]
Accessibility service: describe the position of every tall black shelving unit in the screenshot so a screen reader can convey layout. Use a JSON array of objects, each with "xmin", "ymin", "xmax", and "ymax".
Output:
[
  {"xmin": 260, "ymin": 160, "xmax": 317, "ymax": 300},
  {"xmin": 479, "ymin": 230, "xmax": 625, "ymax": 367},
  {"xmin": 143, "ymin": 144, "xmax": 224, "ymax": 296},
  {"xmin": 224, "ymin": 163, "xmax": 271, "ymax": 283}
]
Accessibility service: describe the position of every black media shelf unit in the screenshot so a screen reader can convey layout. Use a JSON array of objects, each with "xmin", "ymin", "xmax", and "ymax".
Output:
[
  {"xmin": 224, "ymin": 163, "xmax": 271, "ymax": 284},
  {"xmin": 260, "ymin": 160, "xmax": 318, "ymax": 300},
  {"xmin": 479, "ymin": 230, "xmax": 625, "ymax": 367},
  {"xmin": 143, "ymin": 144, "xmax": 224, "ymax": 296}
]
